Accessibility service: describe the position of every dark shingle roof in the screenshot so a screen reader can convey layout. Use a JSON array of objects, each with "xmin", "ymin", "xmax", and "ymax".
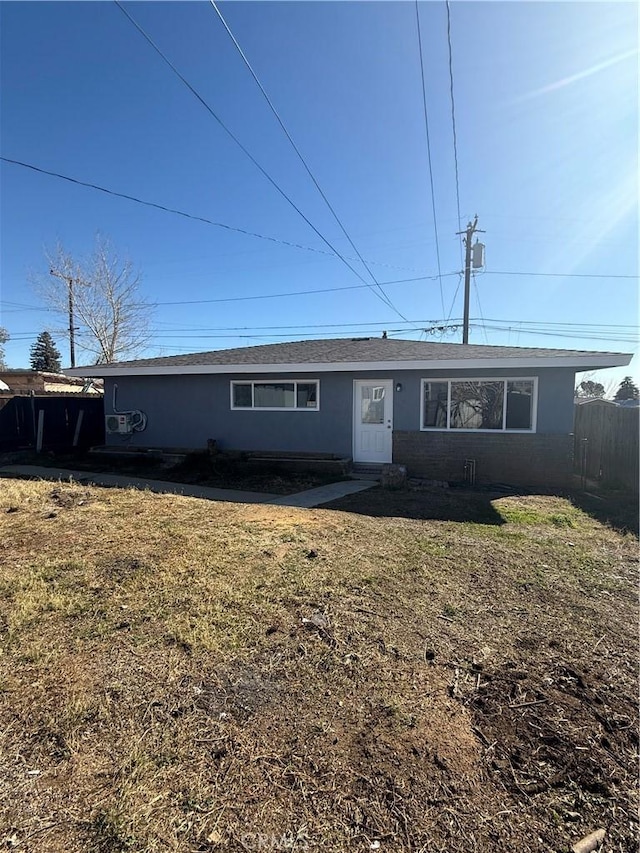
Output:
[
  {"xmin": 65, "ymin": 338, "xmax": 632, "ymax": 377},
  {"xmin": 92, "ymin": 337, "xmax": 628, "ymax": 369}
]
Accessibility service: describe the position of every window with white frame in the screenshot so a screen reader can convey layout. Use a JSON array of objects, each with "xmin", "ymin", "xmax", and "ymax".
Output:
[
  {"xmin": 421, "ymin": 378, "xmax": 536, "ymax": 431},
  {"xmin": 231, "ymin": 380, "xmax": 319, "ymax": 410}
]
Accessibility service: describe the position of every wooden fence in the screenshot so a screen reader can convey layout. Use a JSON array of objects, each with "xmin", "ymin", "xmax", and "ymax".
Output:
[
  {"xmin": 0, "ymin": 394, "xmax": 104, "ymax": 452},
  {"xmin": 574, "ymin": 402, "xmax": 639, "ymax": 492}
]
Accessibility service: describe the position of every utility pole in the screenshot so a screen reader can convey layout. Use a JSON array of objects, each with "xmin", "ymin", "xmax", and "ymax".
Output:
[
  {"xmin": 457, "ymin": 215, "xmax": 485, "ymax": 345},
  {"xmin": 49, "ymin": 269, "xmax": 76, "ymax": 368}
]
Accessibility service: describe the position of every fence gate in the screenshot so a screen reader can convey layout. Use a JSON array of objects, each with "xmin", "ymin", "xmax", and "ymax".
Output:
[{"xmin": 574, "ymin": 402, "xmax": 639, "ymax": 493}]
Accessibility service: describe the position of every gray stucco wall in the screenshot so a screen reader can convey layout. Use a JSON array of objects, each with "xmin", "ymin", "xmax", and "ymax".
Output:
[{"xmin": 103, "ymin": 366, "xmax": 576, "ymax": 455}]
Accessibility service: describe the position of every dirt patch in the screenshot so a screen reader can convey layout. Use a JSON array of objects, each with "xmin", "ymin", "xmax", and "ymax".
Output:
[
  {"xmin": 175, "ymin": 665, "xmax": 281, "ymax": 722},
  {"xmin": 97, "ymin": 556, "xmax": 152, "ymax": 582},
  {"xmin": 460, "ymin": 659, "xmax": 637, "ymax": 848},
  {"xmin": 48, "ymin": 486, "xmax": 92, "ymax": 509}
]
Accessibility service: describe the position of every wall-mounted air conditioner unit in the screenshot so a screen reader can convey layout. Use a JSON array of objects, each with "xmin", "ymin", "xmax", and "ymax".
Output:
[{"xmin": 105, "ymin": 413, "xmax": 133, "ymax": 434}]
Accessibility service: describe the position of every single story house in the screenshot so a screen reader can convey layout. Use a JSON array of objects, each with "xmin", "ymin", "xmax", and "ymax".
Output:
[{"xmin": 67, "ymin": 337, "xmax": 631, "ymax": 488}]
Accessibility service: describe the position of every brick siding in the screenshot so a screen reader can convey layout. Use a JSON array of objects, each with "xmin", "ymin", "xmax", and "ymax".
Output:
[{"xmin": 393, "ymin": 431, "xmax": 573, "ymax": 488}]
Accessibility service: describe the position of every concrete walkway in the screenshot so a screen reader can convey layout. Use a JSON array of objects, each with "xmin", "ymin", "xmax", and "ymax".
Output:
[
  {"xmin": 0, "ymin": 465, "xmax": 377, "ymax": 509},
  {"xmin": 266, "ymin": 479, "xmax": 377, "ymax": 508}
]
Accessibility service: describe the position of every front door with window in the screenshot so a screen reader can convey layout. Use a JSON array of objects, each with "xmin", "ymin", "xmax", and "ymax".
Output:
[{"xmin": 353, "ymin": 380, "xmax": 393, "ymax": 463}]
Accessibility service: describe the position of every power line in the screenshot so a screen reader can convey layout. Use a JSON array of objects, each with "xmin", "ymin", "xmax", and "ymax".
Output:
[
  {"xmin": 440, "ymin": 271, "xmax": 463, "ymax": 340},
  {"xmin": 7, "ymin": 329, "xmax": 418, "ymax": 342},
  {"xmin": 472, "ymin": 270, "xmax": 489, "ymax": 344},
  {"xmin": 479, "ymin": 318, "xmax": 637, "ymax": 329},
  {"xmin": 11, "ymin": 317, "xmax": 638, "ymax": 335},
  {"xmin": 444, "ymin": 0, "xmax": 462, "ymax": 236},
  {"xmin": 0, "ymin": 156, "xmax": 439, "ymax": 281},
  {"xmin": 114, "ymin": 1, "xmax": 410, "ymax": 321},
  {"xmin": 121, "ymin": 330, "xmax": 640, "ymax": 343},
  {"xmin": 8, "ymin": 324, "xmax": 633, "ymax": 344},
  {"xmin": 208, "ymin": 0, "xmax": 411, "ymax": 324},
  {"xmin": 0, "ymin": 272, "xmax": 458, "ymax": 321},
  {"xmin": 4, "ymin": 157, "xmax": 637, "ymax": 284},
  {"xmin": 0, "ymin": 156, "xmax": 344, "ymax": 256},
  {"xmin": 0, "ymin": 272, "xmax": 457, "ymax": 313},
  {"xmin": 116, "ymin": 330, "xmax": 433, "ymax": 340},
  {"xmin": 475, "ymin": 325, "xmax": 637, "ymax": 344},
  {"xmin": 152, "ymin": 318, "xmax": 451, "ymax": 332},
  {"xmin": 414, "ymin": 1, "xmax": 445, "ymax": 317},
  {"xmin": 0, "ymin": 300, "xmax": 54, "ymax": 312},
  {"xmin": 1, "ymin": 263, "xmax": 636, "ymax": 318},
  {"xmin": 443, "ymin": 0, "xmax": 465, "ymax": 337},
  {"xmin": 7, "ymin": 317, "xmax": 637, "ymax": 346},
  {"xmin": 8, "ymin": 321, "xmax": 449, "ymax": 337},
  {"xmin": 146, "ymin": 273, "xmax": 455, "ymax": 306},
  {"xmin": 1, "ymin": 300, "xmax": 44, "ymax": 309},
  {"xmin": 486, "ymin": 270, "xmax": 639, "ymax": 279}
]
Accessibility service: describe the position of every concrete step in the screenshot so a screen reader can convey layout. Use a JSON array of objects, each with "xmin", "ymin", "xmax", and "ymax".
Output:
[{"xmin": 351, "ymin": 463, "xmax": 383, "ymax": 481}]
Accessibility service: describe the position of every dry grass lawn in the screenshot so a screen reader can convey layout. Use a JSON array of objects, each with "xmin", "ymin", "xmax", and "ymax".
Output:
[{"xmin": 0, "ymin": 479, "xmax": 637, "ymax": 852}]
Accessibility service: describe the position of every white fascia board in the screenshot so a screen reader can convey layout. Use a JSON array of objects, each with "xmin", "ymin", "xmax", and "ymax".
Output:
[{"xmin": 65, "ymin": 353, "xmax": 632, "ymax": 378}]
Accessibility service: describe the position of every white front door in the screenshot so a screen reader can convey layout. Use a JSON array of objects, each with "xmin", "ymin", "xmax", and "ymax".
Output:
[{"xmin": 353, "ymin": 380, "xmax": 393, "ymax": 463}]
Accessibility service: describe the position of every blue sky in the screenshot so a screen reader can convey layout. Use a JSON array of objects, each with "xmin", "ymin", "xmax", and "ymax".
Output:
[{"xmin": 1, "ymin": 0, "xmax": 638, "ymax": 390}]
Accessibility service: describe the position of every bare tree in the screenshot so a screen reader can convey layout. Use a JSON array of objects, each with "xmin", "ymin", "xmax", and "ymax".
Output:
[
  {"xmin": 577, "ymin": 371, "xmax": 619, "ymax": 400},
  {"xmin": 0, "ymin": 327, "xmax": 9, "ymax": 370},
  {"xmin": 35, "ymin": 235, "xmax": 153, "ymax": 364},
  {"xmin": 576, "ymin": 380, "xmax": 605, "ymax": 398}
]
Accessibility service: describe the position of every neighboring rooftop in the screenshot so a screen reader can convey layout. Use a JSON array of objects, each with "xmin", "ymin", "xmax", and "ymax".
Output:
[
  {"xmin": 65, "ymin": 337, "xmax": 633, "ymax": 376},
  {"xmin": 0, "ymin": 369, "xmax": 104, "ymax": 394}
]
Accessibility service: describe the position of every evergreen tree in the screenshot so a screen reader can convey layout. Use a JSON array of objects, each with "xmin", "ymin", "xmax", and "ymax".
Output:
[
  {"xmin": 613, "ymin": 376, "xmax": 639, "ymax": 401},
  {"xmin": 30, "ymin": 331, "xmax": 62, "ymax": 372}
]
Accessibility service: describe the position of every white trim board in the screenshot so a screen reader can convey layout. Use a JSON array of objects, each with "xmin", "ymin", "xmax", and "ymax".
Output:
[{"xmin": 66, "ymin": 353, "xmax": 632, "ymax": 378}]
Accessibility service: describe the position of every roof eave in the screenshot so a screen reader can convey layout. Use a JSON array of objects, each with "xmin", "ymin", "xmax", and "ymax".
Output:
[{"xmin": 65, "ymin": 353, "xmax": 633, "ymax": 378}]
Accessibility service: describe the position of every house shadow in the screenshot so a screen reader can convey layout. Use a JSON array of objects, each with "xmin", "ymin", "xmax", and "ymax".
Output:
[
  {"xmin": 323, "ymin": 482, "xmax": 639, "ymax": 535},
  {"xmin": 321, "ymin": 484, "xmax": 507, "ymax": 525},
  {"xmin": 570, "ymin": 489, "xmax": 639, "ymax": 537}
]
